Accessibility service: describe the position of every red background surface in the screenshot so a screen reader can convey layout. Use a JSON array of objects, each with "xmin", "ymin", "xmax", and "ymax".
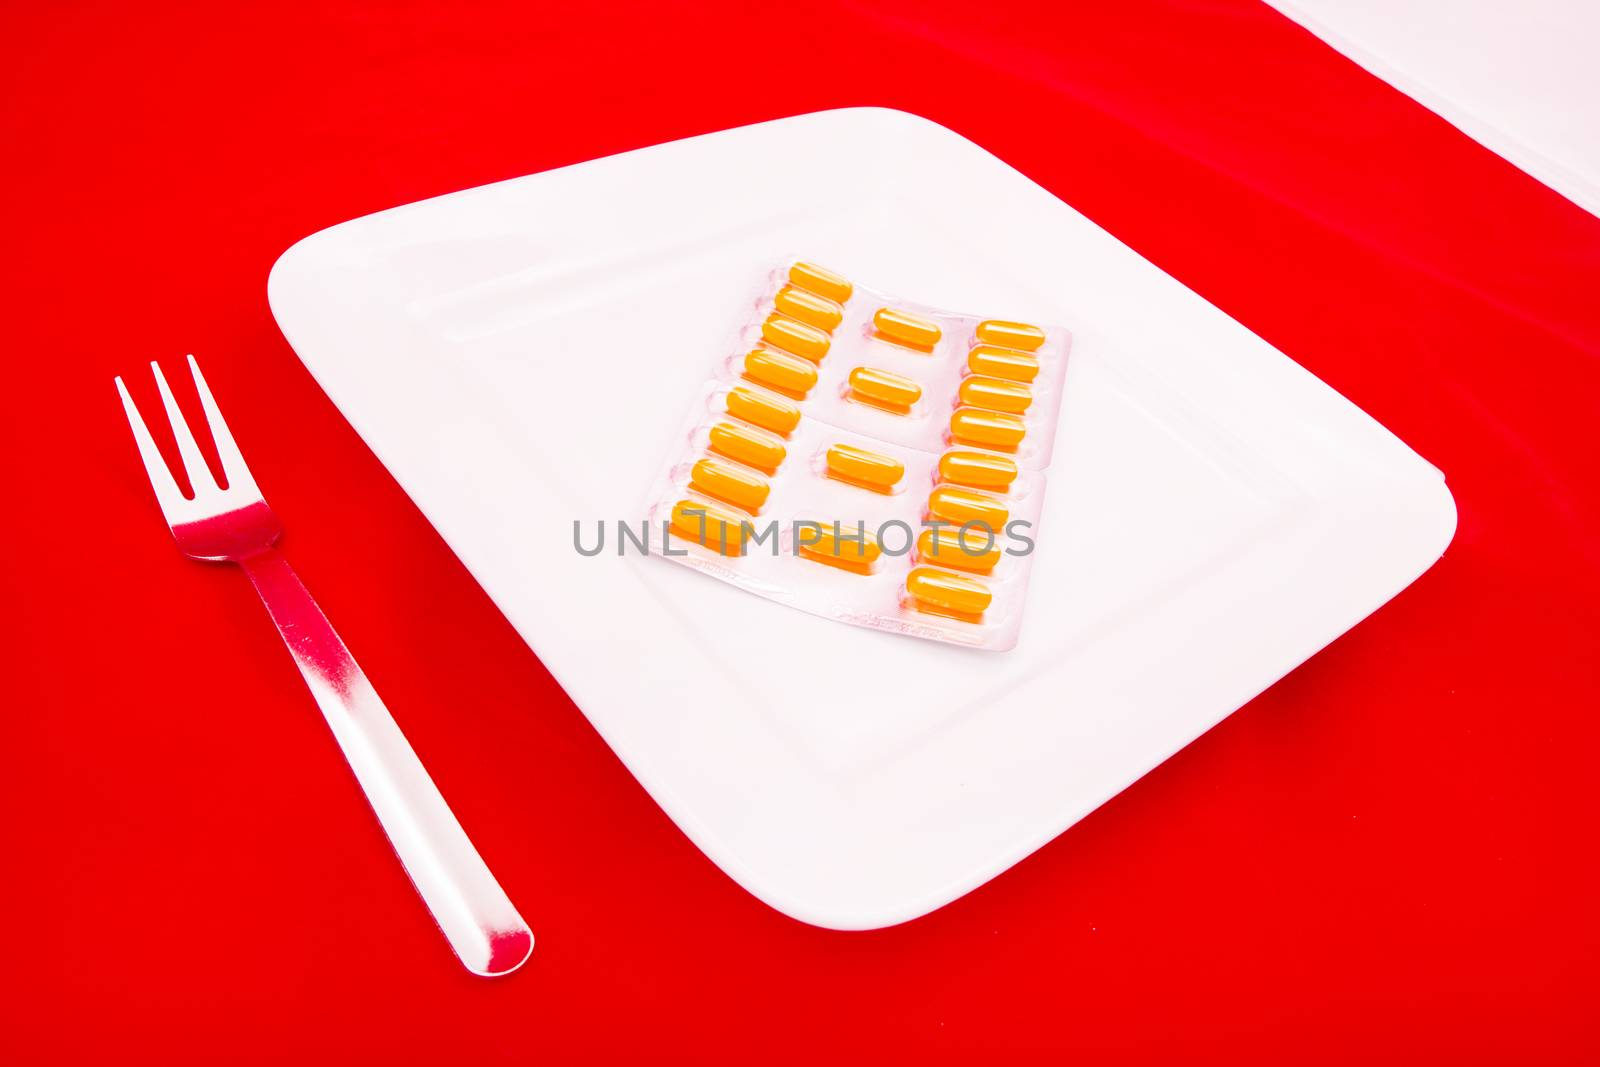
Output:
[{"xmin": 5, "ymin": 1, "xmax": 1598, "ymax": 1062}]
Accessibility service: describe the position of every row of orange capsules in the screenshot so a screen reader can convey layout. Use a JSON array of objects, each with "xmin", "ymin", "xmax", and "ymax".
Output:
[
  {"xmin": 906, "ymin": 315, "xmax": 1051, "ymax": 622},
  {"xmin": 667, "ymin": 262, "xmax": 853, "ymax": 553}
]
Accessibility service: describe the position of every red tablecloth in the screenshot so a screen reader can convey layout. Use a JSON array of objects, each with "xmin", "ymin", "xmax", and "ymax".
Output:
[{"xmin": 6, "ymin": 1, "xmax": 1597, "ymax": 1061}]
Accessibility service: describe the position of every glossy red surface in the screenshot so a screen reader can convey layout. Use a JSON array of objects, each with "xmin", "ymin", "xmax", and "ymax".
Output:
[{"xmin": 4, "ymin": 1, "xmax": 1597, "ymax": 1061}]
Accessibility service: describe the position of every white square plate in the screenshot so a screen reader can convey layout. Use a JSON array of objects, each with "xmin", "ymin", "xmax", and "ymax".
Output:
[{"xmin": 268, "ymin": 108, "xmax": 1455, "ymax": 929}]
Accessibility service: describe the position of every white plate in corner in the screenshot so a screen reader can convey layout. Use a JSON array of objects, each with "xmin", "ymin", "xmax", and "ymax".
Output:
[{"xmin": 267, "ymin": 107, "xmax": 1456, "ymax": 930}]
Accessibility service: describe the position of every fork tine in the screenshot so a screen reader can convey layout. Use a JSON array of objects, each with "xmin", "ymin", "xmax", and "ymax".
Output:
[
  {"xmin": 151, "ymin": 360, "xmax": 217, "ymax": 496},
  {"xmin": 186, "ymin": 355, "xmax": 260, "ymax": 497},
  {"xmin": 115, "ymin": 375, "xmax": 190, "ymax": 518}
]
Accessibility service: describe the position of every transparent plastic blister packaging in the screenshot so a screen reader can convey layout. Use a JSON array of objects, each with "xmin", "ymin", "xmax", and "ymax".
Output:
[{"xmin": 642, "ymin": 260, "xmax": 1072, "ymax": 651}]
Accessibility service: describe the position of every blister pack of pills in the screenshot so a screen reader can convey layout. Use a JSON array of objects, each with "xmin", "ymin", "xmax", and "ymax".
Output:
[{"xmin": 643, "ymin": 260, "xmax": 1072, "ymax": 651}]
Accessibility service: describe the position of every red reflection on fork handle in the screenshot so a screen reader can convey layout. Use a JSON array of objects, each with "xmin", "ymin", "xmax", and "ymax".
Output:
[
  {"xmin": 238, "ymin": 548, "xmax": 534, "ymax": 977},
  {"xmin": 241, "ymin": 549, "xmax": 357, "ymax": 696}
]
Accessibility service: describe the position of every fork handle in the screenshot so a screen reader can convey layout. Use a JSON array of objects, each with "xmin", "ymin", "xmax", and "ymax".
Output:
[{"xmin": 238, "ymin": 548, "xmax": 532, "ymax": 976}]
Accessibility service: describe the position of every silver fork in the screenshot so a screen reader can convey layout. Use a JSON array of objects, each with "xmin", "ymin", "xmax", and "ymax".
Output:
[{"xmin": 115, "ymin": 355, "xmax": 532, "ymax": 977}]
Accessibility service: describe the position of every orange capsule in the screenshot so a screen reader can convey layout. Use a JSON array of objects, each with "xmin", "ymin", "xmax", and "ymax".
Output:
[
  {"xmin": 939, "ymin": 450, "xmax": 1018, "ymax": 491},
  {"xmin": 873, "ymin": 307, "xmax": 942, "ymax": 351},
  {"xmin": 967, "ymin": 344, "xmax": 1040, "ymax": 383},
  {"xmin": 670, "ymin": 498, "xmax": 749, "ymax": 556},
  {"xmin": 958, "ymin": 375, "xmax": 1032, "ymax": 414},
  {"xmin": 906, "ymin": 566, "xmax": 992, "ymax": 621},
  {"xmin": 950, "ymin": 408, "xmax": 1026, "ymax": 452},
  {"xmin": 789, "ymin": 261, "xmax": 853, "ymax": 304},
  {"xmin": 917, "ymin": 526, "xmax": 1002, "ymax": 574},
  {"xmin": 825, "ymin": 443, "xmax": 904, "ymax": 493},
  {"xmin": 707, "ymin": 421, "xmax": 786, "ymax": 474},
  {"xmin": 773, "ymin": 285, "xmax": 844, "ymax": 332},
  {"xmin": 690, "ymin": 457, "xmax": 770, "ymax": 513},
  {"xmin": 762, "ymin": 313, "xmax": 830, "ymax": 363},
  {"xmin": 726, "ymin": 385, "xmax": 800, "ymax": 437},
  {"xmin": 975, "ymin": 320, "xmax": 1047, "ymax": 351},
  {"xmin": 743, "ymin": 346, "xmax": 818, "ymax": 399},
  {"xmin": 847, "ymin": 366, "xmax": 922, "ymax": 413},
  {"xmin": 797, "ymin": 522, "xmax": 881, "ymax": 575},
  {"xmin": 927, "ymin": 486, "xmax": 1009, "ymax": 531}
]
